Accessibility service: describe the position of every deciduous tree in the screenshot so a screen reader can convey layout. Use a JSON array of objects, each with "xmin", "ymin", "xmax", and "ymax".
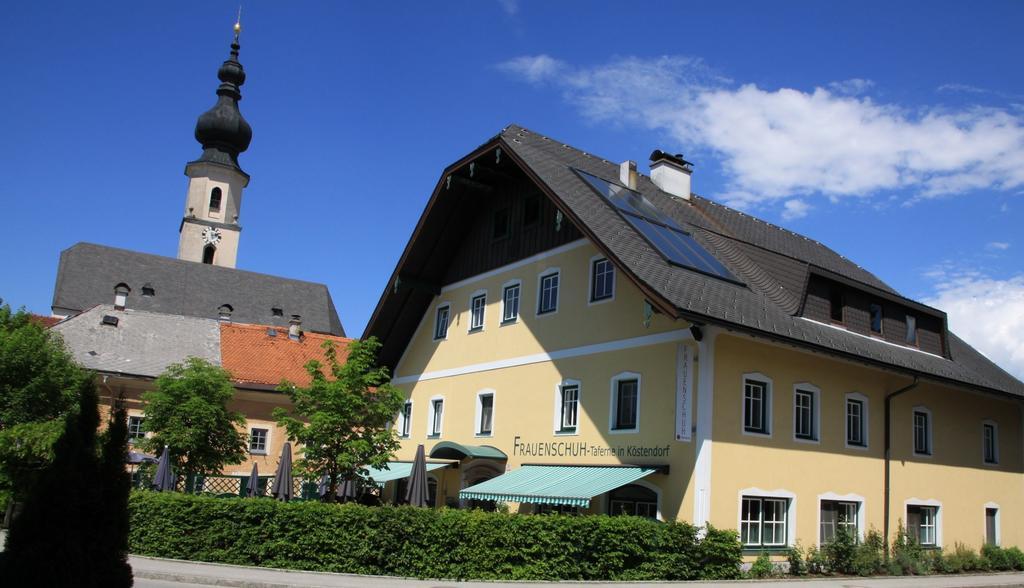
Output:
[
  {"xmin": 141, "ymin": 357, "xmax": 247, "ymax": 487},
  {"xmin": 274, "ymin": 337, "xmax": 404, "ymax": 502}
]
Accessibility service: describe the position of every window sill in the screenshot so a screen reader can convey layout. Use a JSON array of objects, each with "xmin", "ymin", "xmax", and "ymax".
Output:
[
  {"xmin": 427, "ymin": 434, "xmax": 441, "ymax": 439},
  {"xmin": 475, "ymin": 432, "xmax": 493, "ymax": 438},
  {"xmin": 610, "ymin": 427, "xmax": 639, "ymax": 435},
  {"xmin": 588, "ymin": 295, "xmax": 614, "ymax": 306},
  {"xmin": 913, "ymin": 451, "xmax": 933, "ymax": 459},
  {"xmin": 468, "ymin": 327, "xmax": 483, "ymax": 334},
  {"xmin": 249, "ymin": 450, "xmax": 268, "ymax": 456},
  {"xmin": 742, "ymin": 547, "xmax": 791, "ymax": 555},
  {"xmin": 794, "ymin": 435, "xmax": 819, "ymax": 444},
  {"xmin": 536, "ymin": 309, "xmax": 557, "ymax": 317},
  {"xmin": 742, "ymin": 429, "xmax": 772, "ymax": 438},
  {"xmin": 500, "ymin": 318, "xmax": 518, "ymax": 326},
  {"xmin": 555, "ymin": 428, "xmax": 578, "ymax": 436},
  {"xmin": 845, "ymin": 442, "xmax": 869, "ymax": 451}
]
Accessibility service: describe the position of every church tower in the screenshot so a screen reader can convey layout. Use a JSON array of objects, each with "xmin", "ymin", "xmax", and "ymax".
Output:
[{"xmin": 177, "ymin": 20, "xmax": 252, "ymax": 268}]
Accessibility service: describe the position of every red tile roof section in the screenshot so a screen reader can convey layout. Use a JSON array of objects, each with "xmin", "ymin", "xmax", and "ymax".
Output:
[
  {"xmin": 219, "ymin": 322, "xmax": 353, "ymax": 387},
  {"xmin": 30, "ymin": 314, "xmax": 62, "ymax": 328}
]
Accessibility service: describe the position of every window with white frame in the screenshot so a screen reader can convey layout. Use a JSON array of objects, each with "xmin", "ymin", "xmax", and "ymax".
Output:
[
  {"xmin": 249, "ymin": 428, "xmax": 268, "ymax": 454},
  {"xmin": 429, "ymin": 398, "xmax": 444, "ymax": 437},
  {"xmin": 743, "ymin": 378, "xmax": 771, "ymax": 435},
  {"xmin": 538, "ymin": 271, "xmax": 559, "ymax": 314},
  {"xmin": 612, "ymin": 377, "xmax": 639, "ymax": 431},
  {"xmin": 478, "ymin": 393, "xmax": 494, "ymax": 435},
  {"xmin": 608, "ymin": 484, "xmax": 657, "ymax": 519},
  {"xmin": 820, "ymin": 500, "xmax": 859, "ymax": 544},
  {"xmin": 741, "ymin": 496, "xmax": 789, "ymax": 548},
  {"xmin": 907, "ymin": 504, "xmax": 937, "ymax": 547},
  {"xmin": 986, "ymin": 507, "xmax": 999, "ymax": 546},
  {"xmin": 399, "ymin": 401, "xmax": 412, "ymax": 438},
  {"xmin": 846, "ymin": 395, "xmax": 867, "ymax": 447},
  {"xmin": 794, "ymin": 387, "xmax": 818, "ymax": 441},
  {"xmin": 433, "ymin": 305, "xmax": 450, "ymax": 340},
  {"xmin": 913, "ymin": 408, "xmax": 931, "ymax": 455},
  {"xmin": 590, "ymin": 257, "xmax": 614, "ymax": 302},
  {"xmin": 502, "ymin": 282, "xmax": 520, "ymax": 323},
  {"xmin": 559, "ymin": 383, "xmax": 579, "ymax": 432},
  {"xmin": 469, "ymin": 293, "xmax": 486, "ymax": 331},
  {"xmin": 983, "ymin": 421, "xmax": 998, "ymax": 464},
  {"xmin": 127, "ymin": 415, "xmax": 145, "ymax": 442}
]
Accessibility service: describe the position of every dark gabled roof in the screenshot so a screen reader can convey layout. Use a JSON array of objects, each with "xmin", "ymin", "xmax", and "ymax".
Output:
[
  {"xmin": 52, "ymin": 242, "xmax": 344, "ymax": 336},
  {"xmin": 364, "ymin": 124, "xmax": 1024, "ymax": 399}
]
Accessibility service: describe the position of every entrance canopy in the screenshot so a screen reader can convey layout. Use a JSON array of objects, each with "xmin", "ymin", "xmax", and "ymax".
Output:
[
  {"xmin": 429, "ymin": 441, "xmax": 507, "ymax": 461},
  {"xmin": 364, "ymin": 461, "xmax": 451, "ymax": 485},
  {"xmin": 459, "ymin": 465, "xmax": 658, "ymax": 508}
]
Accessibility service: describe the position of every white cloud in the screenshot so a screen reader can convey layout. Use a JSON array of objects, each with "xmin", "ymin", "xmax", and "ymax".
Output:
[
  {"xmin": 781, "ymin": 199, "xmax": 811, "ymax": 220},
  {"xmin": 923, "ymin": 272, "xmax": 1024, "ymax": 380},
  {"xmin": 987, "ymin": 241, "xmax": 1011, "ymax": 251},
  {"xmin": 496, "ymin": 55, "xmax": 565, "ymax": 84},
  {"xmin": 498, "ymin": 54, "xmax": 1024, "ymax": 213},
  {"xmin": 497, "ymin": 0, "xmax": 519, "ymax": 16},
  {"xmin": 937, "ymin": 83, "xmax": 990, "ymax": 95},
  {"xmin": 828, "ymin": 78, "xmax": 875, "ymax": 96}
]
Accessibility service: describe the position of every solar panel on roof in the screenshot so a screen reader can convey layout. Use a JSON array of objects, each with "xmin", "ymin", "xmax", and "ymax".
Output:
[{"xmin": 575, "ymin": 169, "xmax": 739, "ymax": 283}]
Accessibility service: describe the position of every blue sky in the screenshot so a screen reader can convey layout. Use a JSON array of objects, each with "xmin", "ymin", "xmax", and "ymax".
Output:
[{"xmin": 2, "ymin": 1, "xmax": 1022, "ymax": 377}]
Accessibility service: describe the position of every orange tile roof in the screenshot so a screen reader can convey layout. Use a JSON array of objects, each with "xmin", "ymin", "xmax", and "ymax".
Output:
[
  {"xmin": 30, "ymin": 314, "xmax": 62, "ymax": 328},
  {"xmin": 219, "ymin": 322, "xmax": 353, "ymax": 387}
]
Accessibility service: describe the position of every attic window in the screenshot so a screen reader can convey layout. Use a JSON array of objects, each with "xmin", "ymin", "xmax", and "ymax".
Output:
[
  {"xmin": 267, "ymin": 328, "xmax": 277, "ymax": 337},
  {"xmin": 142, "ymin": 284, "xmax": 155, "ymax": 297},
  {"xmin": 492, "ymin": 208, "xmax": 511, "ymax": 240},
  {"xmin": 271, "ymin": 307, "xmax": 284, "ymax": 317},
  {"xmin": 523, "ymin": 196, "xmax": 540, "ymax": 227},
  {"xmin": 829, "ymin": 288, "xmax": 844, "ymax": 323},
  {"xmin": 101, "ymin": 315, "xmax": 119, "ymax": 327}
]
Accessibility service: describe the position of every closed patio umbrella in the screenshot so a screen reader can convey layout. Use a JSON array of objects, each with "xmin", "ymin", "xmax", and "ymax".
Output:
[
  {"xmin": 246, "ymin": 462, "xmax": 260, "ymax": 498},
  {"xmin": 318, "ymin": 473, "xmax": 358, "ymax": 501},
  {"xmin": 151, "ymin": 446, "xmax": 175, "ymax": 492},
  {"xmin": 271, "ymin": 442, "xmax": 293, "ymax": 502},
  {"xmin": 405, "ymin": 444, "xmax": 430, "ymax": 507}
]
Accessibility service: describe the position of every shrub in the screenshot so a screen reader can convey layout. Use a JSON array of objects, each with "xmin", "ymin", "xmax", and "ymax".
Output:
[
  {"xmin": 696, "ymin": 524, "xmax": 743, "ymax": 579},
  {"xmin": 787, "ymin": 542, "xmax": 806, "ymax": 576},
  {"xmin": 891, "ymin": 522, "xmax": 925, "ymax": 575},
  {"xmin": 1004, "ymin": 546, "xmax": 1024, "ymax": 571},
  {"xmin": 749, "ymin": 552, "xmax": 774, "ymax": 578},
  {"xmin": 852, "ymin": 529, "xmax": 886, "ymax": 576},
  {"xmin": 805, "ymin": 544, "xmax": 826, "ymax": 575},
  {"xmin": 946, "ymin": 542, "xmax": 982, "ymax": 573},
  {"xmin": 982, "ymin": 544, "xmax": 1012, "ymax": 571},
  {"xmin": 824, "ymin": 527, "xmax": 856, "ymax": 574},
  {"xmin": 129, "ymin": 492, "xmax": 742, "ymax": 581}
]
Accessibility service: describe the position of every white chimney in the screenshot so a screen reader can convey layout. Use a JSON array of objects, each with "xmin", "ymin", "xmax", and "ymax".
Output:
[
  {"xmin": 288, "ymin": 315, "xmax": 302, "ymax": 341},
  {"xmin": 649, "ymin": 150, "xmax": 693, "ymax": 200},
  {"xmin": 619, "ymin": 160, "xmax": 638, "ymax": 190}
]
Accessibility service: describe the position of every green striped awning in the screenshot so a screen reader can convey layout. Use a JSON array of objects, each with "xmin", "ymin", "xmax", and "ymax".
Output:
[
  {"xmin": 364, "ymin": 461, "xmax": 451, "ymax": 485},
  {"xmin": 459, "ymin": 465, "xmax": 658, "ymax": 508}
]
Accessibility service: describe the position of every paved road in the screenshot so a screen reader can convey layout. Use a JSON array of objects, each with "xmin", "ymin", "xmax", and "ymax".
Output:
[{"xmin": 129, "ymin": 556, "xmax": 1024, "ymax": 588}]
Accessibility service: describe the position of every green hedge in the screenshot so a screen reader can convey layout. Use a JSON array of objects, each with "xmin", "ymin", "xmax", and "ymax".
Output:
[{"xmin": 128, "ymin": 491, "xmax": 741, "ymax": 580}]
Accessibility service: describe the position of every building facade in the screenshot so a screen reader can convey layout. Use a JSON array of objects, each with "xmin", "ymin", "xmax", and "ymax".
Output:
[{"xmin": 365, "ymin": 125, "xmax": 1024, "ymax": 555}]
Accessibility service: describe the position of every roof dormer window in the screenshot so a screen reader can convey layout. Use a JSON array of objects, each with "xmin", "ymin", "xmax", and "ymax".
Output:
[
  {"xmin": 906, "ymin": 314, "xmax": 918, "ymax": 346},
  {"xmin": 869, "ymin": 303, "xmax": 883, "ymax": 335},
  {"xmin": 113, "ymin": 283, "xmax": 130, "ymax": 310},
  {"xmin": 829, "ymin": 288, "xmax": 844, "ymax": 323}
]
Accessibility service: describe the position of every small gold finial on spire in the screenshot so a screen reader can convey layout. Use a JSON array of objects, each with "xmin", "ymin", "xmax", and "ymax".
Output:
[{"xmin": 233, "ymin": 6, "xmax": 242, "ymax": 41}]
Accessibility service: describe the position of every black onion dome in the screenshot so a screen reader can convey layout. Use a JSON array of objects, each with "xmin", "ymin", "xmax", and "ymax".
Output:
[{"xmin": 194, "ymin": 40, "xmax": 252, "ymax": 168}]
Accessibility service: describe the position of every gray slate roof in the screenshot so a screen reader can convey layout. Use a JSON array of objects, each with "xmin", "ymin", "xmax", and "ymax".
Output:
[
  {"xmin": 52, "ymin": 305, "xmax": 220, "ymax": 378},
  {"xmin": 499, "ymin": 124, "xmax": 1024, "ymax": 397},
  {"xmin": 52, "ymin": 242, "xmax": 344, "ymax": 336}
]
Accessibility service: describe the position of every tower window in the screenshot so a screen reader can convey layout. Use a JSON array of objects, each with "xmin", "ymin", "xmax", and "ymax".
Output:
[
  {"xmin": 218, "ymin": 304, "xmax": 233, "ymax": 321},
  {"xmin": 271, "ymin": 307, "xmax": 284, "ymax": 317},
  {"xmin": 202, "ymin": 245, "xmax": 216, "ymax": 265},
  {"xmin": 209, "ymin": 187, "xmax": 222, "ymax": 213},
  {"xmin": 141, "ymin": 283, "xmax": 155, "ymax": 297}
]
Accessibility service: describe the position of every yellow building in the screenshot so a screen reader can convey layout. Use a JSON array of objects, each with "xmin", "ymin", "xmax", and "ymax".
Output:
[{"xmin": 364, "ymin": 125, "xmax": 1024, "ymax": 556}]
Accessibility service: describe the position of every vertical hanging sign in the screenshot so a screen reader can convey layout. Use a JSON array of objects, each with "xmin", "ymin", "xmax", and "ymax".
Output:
[{"xmin": 676, "ymin": 343, "xmax": 693, "ymax": 441}]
